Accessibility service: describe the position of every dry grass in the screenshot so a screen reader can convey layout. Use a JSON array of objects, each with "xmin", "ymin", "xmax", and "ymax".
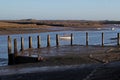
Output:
[
  {"xmin": 0, "ymin": 21, "xmax": 53, "ymax": 34},
  {"xmin": 0, "ymin": 20, "xmax": 105, "ymax": 29},
  {"xmin": 0, "ymin": 20, "xmax": 106, "ymax": 35},
  {"xmin": 0, "ymin": 22, "xmax": 52, "ymax": 28}
]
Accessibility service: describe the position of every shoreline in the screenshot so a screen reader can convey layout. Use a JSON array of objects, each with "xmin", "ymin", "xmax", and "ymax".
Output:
[
  {"xmin": 0, "ymin": 25, "xmax": 113, "ymax": 35},
  {"xmin": 0, "ymin": 20, "xmax": 114, "ymax": 35}
]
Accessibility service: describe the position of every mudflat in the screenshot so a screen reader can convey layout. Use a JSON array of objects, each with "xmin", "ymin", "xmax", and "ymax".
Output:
[
  {"xmin": 0, "ymin": 20, "xmax": 107, "ymax": 35},
  {"xmin": 0, "ymin": 46, "xmax": 120, "ymax": 80}
]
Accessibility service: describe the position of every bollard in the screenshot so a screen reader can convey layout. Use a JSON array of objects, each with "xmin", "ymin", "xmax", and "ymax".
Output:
[
  {"xmin": 47, "ymin": 35, "xmax": 50, "ymax": 47},
  {"xmin": 37, "ymin": 35, "xmax": 41, "ymax": 48},
  {"xmin": 56, "ymin": 34, "xmax": 59, "ymax": 46}
]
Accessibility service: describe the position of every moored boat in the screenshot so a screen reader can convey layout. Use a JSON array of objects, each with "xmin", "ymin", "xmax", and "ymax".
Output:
[
  {"xmin": 59, "ymin": 36, "xmax": 71, "ymax": 40},
  {"xmin": 59, "ymin": 34, "xmax": 73, "ymax": 40}
]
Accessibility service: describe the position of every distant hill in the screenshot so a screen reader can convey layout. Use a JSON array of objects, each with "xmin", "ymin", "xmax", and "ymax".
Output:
[{"xmin": 19, "ymin": 19, "xmax": 38, "ymax": 21}]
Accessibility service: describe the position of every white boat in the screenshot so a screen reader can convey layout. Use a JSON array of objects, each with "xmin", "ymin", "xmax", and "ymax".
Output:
[
  {"xmin": 97, "ymin": 28, "xmax": 101, "ymax": 30},
  {"xmin": 59, "ymin": 34, "xmax": 74, "ymax": 40},
  {"xmin": 111, "ymin": 27, "xmax": 115, "ymax": 30},
  {"xmin": 59, "ymin": 36, "xmax": 72, "ymax": 40}
]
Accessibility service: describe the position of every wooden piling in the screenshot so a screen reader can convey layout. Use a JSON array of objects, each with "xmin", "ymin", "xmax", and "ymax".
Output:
[
  {"xmin": 8, "ymin": 36, "xmax": 12, "ymax": 54},
  {"xmin": 86, "ymin": 32, "xmax": 88, "ymax": 46},
  {"xmin": 102, "ymin": 32, "xmax": 104, "ymax": 46},
  {"xmin": 117, "ymin": 33, "xmax": 120, "ymax": 46},
  {"xmin": 14, "ymin": 39, "xmax": 18, "ymax": 57},
  {"xmin": 37, "ymin": 35, "xmax": 41, "ymax": 48},
  {"xmin": 29, "ymin": 36, "xmax": 32, "ymax": 48},
  {"xmin": 8, "ymin": 36, "xmax": 14, "ymax": 65},
  {"xmin": 56, "ymin": 34, "xmax": 59, "ymax": 46},
  {"xmin": 8, "ymin": 54, "xmax": 15, "ymax": 65},
  {"xmin": 21, "ymin": 37, "xmax": 24, "ymax": 51},
  {"xmin": 47, "ymin": 35, "xmax": 50, "ymax": 47},
  {"xmin": 71, "ymin": 33, "xmax": 73, "ymax": 46}
]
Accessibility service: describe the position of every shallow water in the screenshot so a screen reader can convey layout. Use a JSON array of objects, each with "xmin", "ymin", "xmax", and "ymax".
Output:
[{"xmin": 0, "ymin": 27, "xmax": 120, "ymax": 66}]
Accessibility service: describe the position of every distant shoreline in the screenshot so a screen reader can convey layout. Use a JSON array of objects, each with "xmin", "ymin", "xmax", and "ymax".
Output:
[{"xmin": 0, "ymin": 20, "xmax": 119, "ymax": 35}]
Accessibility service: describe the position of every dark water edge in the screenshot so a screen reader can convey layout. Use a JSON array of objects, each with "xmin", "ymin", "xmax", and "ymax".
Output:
[{"xmin": 0, "ymin": 58, "xmax": 8, "ymax": 66}]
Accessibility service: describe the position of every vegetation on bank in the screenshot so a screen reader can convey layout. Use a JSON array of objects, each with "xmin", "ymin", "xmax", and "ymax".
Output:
[
  {"xmin": 102, "ymin": 20, "xmax": 120, "ymax": 24},
  {"xmin": 1, "ymin": 20, "xmax": 103, "ymax": 27},
  {"xmin": 0, "ymin": 19, "xmax": 120, "ymax": 34},
  {"xmin": 1, "ymin": 19, "xmax": 120, "ymax": 29}
]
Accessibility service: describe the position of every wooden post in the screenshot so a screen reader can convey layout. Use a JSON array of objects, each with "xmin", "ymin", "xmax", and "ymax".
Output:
[
  {"xmin": 47, "ymin": 35, "xmax": 50, "ymax": 47},
  {"xmin": 37, "ymin": 35, "xmax": 41, "ymax": 48},
  {"xmin": 14, "ymin": 39, "xmax": 18, "ymax": 57},
  {"xmin": 8, "ymin": 36, "xmax": 14, "ymax": 65},
  {"xmin": 86, "ymin": 32, "xmax": 88, "ymax": 46},
  {"xmin": 71, "ymin": 33, "xmax": 73, "ymax": 46},
  {"xmin": 21, "ymin": 37, "xmax": 24, "ymax": 51},
  {"xmin": 29, "ymin": 36, "xmax": 32, "ymax": 48},
  {"xmin": 102, "ymin": 32, "xmax": 104, "ymax": 46},
  {"xmin": 56, "ymin": 34, "xmax": 59, "ymax": 46},
  {"xmin": 8, "ymin": 36, "xmax": 12, "ymax": 54},
  {"xmin": 117, "ymin": 33, "xmax": 120, "ymax": 46}
]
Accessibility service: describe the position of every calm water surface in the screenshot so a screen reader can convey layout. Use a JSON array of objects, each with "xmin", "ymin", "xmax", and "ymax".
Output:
[{"xmin": 0, "ymin": 27, "xmax": 120, "ymax": 66}]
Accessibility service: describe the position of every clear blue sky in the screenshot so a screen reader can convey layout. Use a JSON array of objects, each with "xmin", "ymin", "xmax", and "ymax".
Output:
[{"xmin": 0, "ymin": 0, "xmax": 120, "ymax": 20}]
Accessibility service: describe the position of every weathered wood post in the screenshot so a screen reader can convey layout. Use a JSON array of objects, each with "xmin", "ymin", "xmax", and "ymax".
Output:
[
  {"xmin": 8, "ymin": 36, "xmax": 14, "ymax": 65},
  {"xmin": 117, "ymin": 33, "xmax": 120, "ymax": 46},
  {"xmin": 8, "ymin": 36, "xmax": 12, "ymax": 55},
  {"xmin": 102, "ymin": 32, "xmax": 104, "ymax": 46},
  {"xmin": 56, "ymin": 34, "xmax": 59, "ymax": 46},
  {"xmin": 86, "ymin": 32, "xmax": 88, "ymax": 46},
  {"xmin": 28, "ymin": 36, "xmax": 32, "ymax": 57},
  {"xmin": 71, "ymin": 33, "xmax": 73, "ymax": 46},
  {"xmin": 21, "ymin": 37, "xmax": 24, "ymax": 51},
  {"xmin": 29, "ymin": 36, "xmax": 32, "ymax": 48},
  {"xmin": 14, "ymin": 39, "xmax": 18, "ymax": 58},
  {"xmin": 47, "ymin": 35, "xmax": 51, "ymax": 47},
  {"xmin": 37, "ymin": 35, "xmax": 41, "ymax": 48}
]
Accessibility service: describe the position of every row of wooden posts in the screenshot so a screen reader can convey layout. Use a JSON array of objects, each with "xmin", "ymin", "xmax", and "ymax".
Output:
[
  {"xmin": 8, "ymin": 32, "xmax": 120, "ymax": 54},
  {"xmin": 8, "ymin": 34, "xmax": 73, "ymax": 55},
  {"xmin": 8, "ymin": 32, "xmax": 120, "ymax": 65}
]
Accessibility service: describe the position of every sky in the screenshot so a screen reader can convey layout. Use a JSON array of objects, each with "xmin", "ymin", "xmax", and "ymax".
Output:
[{"xmin": 0, "ymin": 0, "xmax": 120, "ymax": 20}]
